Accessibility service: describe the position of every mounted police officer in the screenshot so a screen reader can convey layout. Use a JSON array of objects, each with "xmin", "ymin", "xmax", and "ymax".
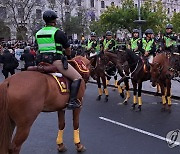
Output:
[
  {"xmin": 128, "ymin": 29, "xmax": 140, "ymax": 55},
  {"xmin": 35, "ymin": 10, "xmax": 82, "ymax": 110},
  {"xmin": 139, "ymin": 29, "xmax": 156, "ymax": 69},
  {"xmin": 86, "ymin": 32, "xmax": 99, "ymax": 57},
  {"xmin": 103, "ymin": 31, "xmax": 116, "ymax": 53},
  {"xmin": 162, "ymin": 24, "xmax": 177, "ymax": 53}
]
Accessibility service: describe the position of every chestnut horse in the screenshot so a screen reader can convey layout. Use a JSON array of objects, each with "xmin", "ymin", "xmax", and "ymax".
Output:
[
  {"xmin": 0, "ymin": 56, "xmax": 90, "ymax": 154},
  {"xmin": 150, "ymin": 53, "xmax": 174, "ymax": 112}
]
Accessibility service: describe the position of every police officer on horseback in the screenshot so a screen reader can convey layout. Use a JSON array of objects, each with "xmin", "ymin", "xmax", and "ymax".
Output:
[
  {"xmin": 86, "ymin": 32, "xmax": 99, "ymax": 57},
  {"xmin": 128, "ymin": 29, "xmax": 140, "ymax": 55},
  {"xmin": 162, "ymin": 24, "xmax": 177, "ymax": 53},
  {"xmin": 35, "ymin": 10, "xmax": 82, "ymax": 110},
  {"xmin": 103, "ymin": 31, "xmax": 116, "ymax": 53},
  {"xmin": 138, "ymin": 29, "xmax": 156, "ymax": 69}
]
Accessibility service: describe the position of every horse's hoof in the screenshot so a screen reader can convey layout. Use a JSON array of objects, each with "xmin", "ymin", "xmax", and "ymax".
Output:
[
  {"xmin": 96, "ymin": 95, "xmax": 101, "ymax": 101},
  {"xmin": 76, "ymin": 143, "xmax": 86, "ymax": 152},
  {"xmin": 131, "ymin": 104, "xmax": 137, "ymax": 110},
  {"xmin": 123, "ymin": 101, "xmax": 128, "ymax": 105},
  {"xmin": 104, "ymin": 96, "xmax": 108, "ymax": 102},
  {"xmin": 120, "ymin": 92, "xmax": 125, "ymax": 98},
  {"xmin": 136, "ymin": 105, "xmax": 142, "ymax": 112},
  {"xmin": 57, "ymin": 143, "xmax": 67, "ymax": 152}
]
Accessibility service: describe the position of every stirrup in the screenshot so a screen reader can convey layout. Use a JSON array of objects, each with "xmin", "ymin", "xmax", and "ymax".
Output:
[{"xmin": 66, "ymin": 100, "xmax": 81, "ymax": 110}]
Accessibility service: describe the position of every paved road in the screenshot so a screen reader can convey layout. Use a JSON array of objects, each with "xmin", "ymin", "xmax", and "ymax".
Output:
[{"xmin": 19, "ymin": 83, "xmax": 180, "ymax": 154}]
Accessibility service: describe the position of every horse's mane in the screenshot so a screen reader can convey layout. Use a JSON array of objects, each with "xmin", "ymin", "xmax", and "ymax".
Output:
[{"xmin": 125, "ymin": 49, "xmax": 140, "ymax": 63}]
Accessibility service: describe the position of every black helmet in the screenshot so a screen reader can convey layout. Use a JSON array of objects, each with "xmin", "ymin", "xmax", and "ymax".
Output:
[
  {"xmin": 166, "ymin": 24, "xmax": 173, "ymax": 29},
  {"xmin": 90, "ymin": 32, "xmax": 96, "ymax": 37},
  {"xmin": 43, "ymin": 10, "xmax": 58, "ymax": 23},
  {"xmin": 106, "ymin": 31, "xmax": 112, "ymax": 36},
  {"xmin": 145, "ymin": 29, "xmax": 154, "ymax": 35},
  {"xmin": 132, "ymin": 29, "xmax": 139, "ymax": 33}
]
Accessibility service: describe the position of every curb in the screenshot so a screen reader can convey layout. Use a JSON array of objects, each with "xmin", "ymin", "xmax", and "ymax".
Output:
[{"xmin": 88, "ymin": 81, "xmax": 180, "ymax": 101}]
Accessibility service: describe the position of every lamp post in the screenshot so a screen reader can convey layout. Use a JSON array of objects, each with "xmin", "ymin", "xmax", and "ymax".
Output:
[{"xmin": 133, "ymin": 0, "xmax": 146, "ymax": 38}]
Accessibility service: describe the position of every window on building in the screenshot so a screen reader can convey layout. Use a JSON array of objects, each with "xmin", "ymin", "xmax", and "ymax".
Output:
[
  {"xmin": 111, "ymin": 2, "xmax": 115, "ymax": 6},
  {"xmin": 154, "ymin": 7, "xmax": 156, "ymax": 12},
  {"xmin": 36, "ymin": 9, "xmax": 42, "ymax": 19},
  {"xmin": 0, "ymin": 7, "xmax": 7, "ymax": 20},
  {"xmin": 65, "ymin": 12, "xmax": 70, "ymax": 21},
  {"xmin": 90, "ymin": 12, "xmax": 95, "ymax": 21},
  {"xmin": 135, "ymin": 4, "xmax": 137, "ymax": 8},
  {"xmin": 167, "ymin": 8, "xmax": 170, "ymax": 14},
  {"xmin": 90, "ymin": 0, "xmax": 94, "ymax": 8},
  {"xmin": 18, "ymin": 7, "xmax": 24, "ymax": 19},
  {"xmin": 65, "ymin": 0, "xmax": 69, "ymax": 5},
  {"xmin": 101, "ymin": 1, "xmax": 105, "ymax": 8},
  {"xmin": 77, "ymin": 0, "xmax": 81, "ymax": 6},
  {"xmin": 174, "ymin": 9, "xmax": 176, "ymax": 12}
]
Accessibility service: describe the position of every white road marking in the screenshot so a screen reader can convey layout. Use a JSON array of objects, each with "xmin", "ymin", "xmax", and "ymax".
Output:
[{"xmin": 99, "ymin": 116, "xmax": 180, "ymax": 146}]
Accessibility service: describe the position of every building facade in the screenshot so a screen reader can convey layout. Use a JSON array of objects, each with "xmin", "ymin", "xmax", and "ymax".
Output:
[{"xmin": 0, "ymin": 0, "xmax": 179, "ymax": 41}]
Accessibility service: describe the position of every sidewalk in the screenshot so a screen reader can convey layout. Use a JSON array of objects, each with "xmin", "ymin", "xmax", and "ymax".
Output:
[{"xmin": 89, "ymin": 77, "xmax": 180, "ymax": 99}]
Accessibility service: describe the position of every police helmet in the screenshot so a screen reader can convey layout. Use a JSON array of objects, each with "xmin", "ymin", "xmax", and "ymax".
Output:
[
  {"xmin": 132, "ymin": 29, "xmax": 139, "ymax": 33},
  {"xmin": 106, "ymin": 31, "xmax": 112, "ymax": 36},
  {"xmin": 90, "ymin": 32, "xmax": 96, "ymax": 37},
  {"xmin": 166, "ymin": 24, "xmax": 173, "ymax": 29},
  {"xmin": 43, "ymin": 10, "xmax": 58, "ymax": 23},
  {"xmin": 145, "ymin": 29, "xmax": 154, "ymax": 35}
]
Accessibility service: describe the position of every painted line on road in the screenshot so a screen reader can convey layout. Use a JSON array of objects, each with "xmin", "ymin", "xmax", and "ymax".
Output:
[{"xmin": 99, "ymin": 116, "xmax": 180, "ymax": 146}]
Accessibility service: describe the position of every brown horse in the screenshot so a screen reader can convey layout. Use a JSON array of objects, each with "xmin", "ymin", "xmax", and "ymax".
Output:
[
  {"xmin": 0, "ymin": 56, "xmax": 90, "ymax": 154},
  {"xmin": 115, "ymin": 49, "xmax": 151, "ymax": 111},
  {"xmin": 89, "ymin": 54, "xmax": 109, "ymax": 102},
  {"xmin": 150, "ymin": 53, "xmax": 174, "ymax": 112}
]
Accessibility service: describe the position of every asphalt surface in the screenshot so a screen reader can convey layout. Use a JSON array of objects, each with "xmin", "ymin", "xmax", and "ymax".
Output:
[{"xmin": 17, "ymin": 83, "xmax": 180, "ymax": 154}]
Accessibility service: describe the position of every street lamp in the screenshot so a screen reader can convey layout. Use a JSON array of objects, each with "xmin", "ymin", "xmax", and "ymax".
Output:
[{"xmin": 133, "ymin": 0, "xmax": 146, "ymax": 38}]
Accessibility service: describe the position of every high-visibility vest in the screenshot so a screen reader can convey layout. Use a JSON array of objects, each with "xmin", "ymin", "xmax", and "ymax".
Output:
[
  {"xmin": 142, "ymin": 38, "xmax": 154, "ymax": 52},
  {"xmin": 130, "ymin": 38, "xmax": 140, "ymax": 50},
  {"xmin": 104, "ymin": 39, "xmax": 115, "ymax": 51},
  {"xmin": 164, "ymin": 35, "xmax": 177, "ymax": 48},
  {"xmin": 36, "ymin": 26, "xmax": 63, "ymax": 54}
]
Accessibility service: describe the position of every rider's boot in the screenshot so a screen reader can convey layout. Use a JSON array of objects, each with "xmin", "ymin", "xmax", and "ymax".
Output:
[{"xmin": 67, "ymin": 79, "xmax": 82, "ymax": 110}]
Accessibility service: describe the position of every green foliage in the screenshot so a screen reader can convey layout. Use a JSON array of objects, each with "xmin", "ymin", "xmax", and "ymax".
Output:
[{"xmin": 171, "ymin": 12, "xmax": 180, "ymax": 33}]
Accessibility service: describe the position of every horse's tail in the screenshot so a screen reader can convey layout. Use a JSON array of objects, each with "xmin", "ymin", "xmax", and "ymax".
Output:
[{"xmin": 0, "ymin": 81, "xmax": 13, "ymax": 154}]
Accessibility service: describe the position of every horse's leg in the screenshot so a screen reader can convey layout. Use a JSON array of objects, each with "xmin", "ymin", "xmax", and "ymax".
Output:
[
  {"xmin": 112, "ymin": 75, "xmax": 118, "ymax": 91},
  {"xmin": 9, "ymin": 117, "xmax": 37, "ymax": 154},
  {"xmin": 159, "ymin": 82, "xmax": 166, "ymax": 111},
  {"xmin": 123, "ymin": 78, "xmax": 130, "ymax": 105},
  {"xmin": 56, "ymin": 110, "xmax": 67, "ymax": 152},
  {"xmin": 166, "ymin": 79, "xmax": 172, "ymax": 113},
  {"xmin": 106, "ymin": 76, "xmax": 110, "ymax": 86},
  {"xmin": 117, "ymin": 72, "xmax": 125, "ymax": 98},
  {"xmin": 131, "ymin": 80, "xmax": 137, "ymax": 110},
  {"xmin": 73, "ymin": 108, "xmax": 86, "ymax": 152},
  {"xmin": 154, "ymin": 84, "xmax": 161, "ymax": 96},
  {"xmin": 102, "ymin": 75, "xmax": 108, "ymax": 102},
  {"xmin": 96, "ymin": 76, "xmax": 102, "ymax": 101},
  {"xmin": 137, "ymin": 81, "xmax": 143, "ymax": 111}
]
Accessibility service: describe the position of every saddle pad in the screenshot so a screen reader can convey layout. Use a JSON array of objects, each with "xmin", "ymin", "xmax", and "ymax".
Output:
[
  {"xmin": 51, "ymin": 75, "xmax": 69, "ymax": 94},
  {"xmin": 90, "ymin": 52, "xmax": 97, "ymax": 57},
  {"xmin": 73, "ymin": 58, "xmax": 89, "ymax": 73}
]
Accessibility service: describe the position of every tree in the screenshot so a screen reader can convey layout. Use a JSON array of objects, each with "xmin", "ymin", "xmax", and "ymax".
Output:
[
  {"xmin": 171, "ymin": 12, "xmax": 180, "ymax": 33},
  {"xmin": 1, "ymin": 0, "xmax": 37, "ymax": 40}
]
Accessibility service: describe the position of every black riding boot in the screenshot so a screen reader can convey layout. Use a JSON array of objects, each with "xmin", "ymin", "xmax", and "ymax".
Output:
[{"xmin": 67, "ymin": 79, "xmax": 82, "ymax": 110}]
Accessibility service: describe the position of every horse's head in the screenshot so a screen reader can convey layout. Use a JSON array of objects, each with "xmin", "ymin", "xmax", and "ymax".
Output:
[
  {"xmin": 150, "ymin": 62, "xmax": 163, "ymax": 87},
  {"xmin": 69, "ymin": 56, "xmax": 90, "ymax": 83}
]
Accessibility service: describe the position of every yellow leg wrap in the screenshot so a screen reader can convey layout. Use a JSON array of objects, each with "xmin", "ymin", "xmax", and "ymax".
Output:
[
  {"xmin": 167, "ymin": 96, "xmax": 171, "ymax": 105},
  {"xmin": 157, "ymin": 84, "xmax": 160, "ymax": 93},
  {"xmin": 98, "ymin": 88, "xmax": 103, "ymax": 96},
  {"xmin": 138, "ymin": 97, "xmax": 142, "ymax": 106},
  {"xmin": 104, "ymin": 88, "xmax": 109, "ymax": 95},
  {"xmin": 126, "ymin": 91, "xmax": 130, "ymax": 99},
  {"xmin": 133, "ymin": 95, "xmax": 137, "ymax": 104},
  {"xmin": 115, "ymin": 80, "xmax": 118, "ymax": 87},
  {"xmin": 165, "ymin": 88, "xmax": 167, "ymax": 96},
  {"xmin": 106, "ymin": 80, "xmax": 109, "ymax": 85},
  {"xmin": 118, "ymin": 85, "xmax": 122, "ymax": 93},
  {"xmin": 56, "ymin": 130, "xmax": 64, "ymax": 145},
  {"xmin": 162, "ymin": 96, "xmax": 166, "ymax": 105},
  {"xmin": 74, "ymin": 129, "xmax": 80, "ymax": 144},
  {"xmin": 122, "ymin": 84, "xmax": 126, "ymax": 90}
]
